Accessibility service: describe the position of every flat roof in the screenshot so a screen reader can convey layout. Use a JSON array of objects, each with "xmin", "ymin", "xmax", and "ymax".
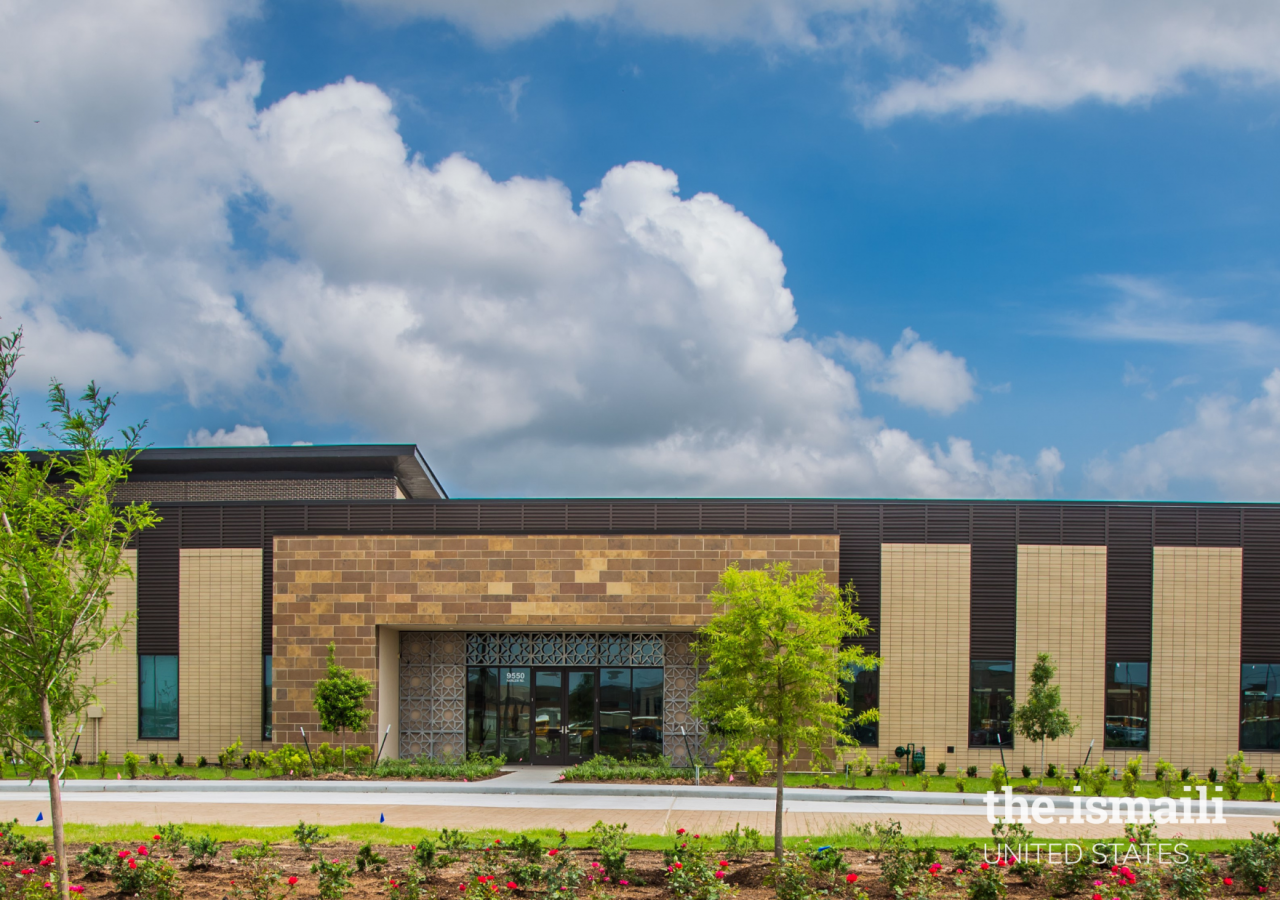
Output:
[{"xmin": 127, "ymin": 444, "xmax": 446, "ymax": 500}]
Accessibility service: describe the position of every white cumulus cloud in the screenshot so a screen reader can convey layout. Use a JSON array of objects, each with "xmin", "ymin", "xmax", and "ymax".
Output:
[
  {"xmin": 827, "ymin": 328, "xmax": 977, "ymax": 415},
  {"xmin": 1087, "ymin": 370, "xmax": 1280, "ymax": 499},
  {"xmin": 186, "ymin": 424, "xmax": 271, "ymax": 447}
]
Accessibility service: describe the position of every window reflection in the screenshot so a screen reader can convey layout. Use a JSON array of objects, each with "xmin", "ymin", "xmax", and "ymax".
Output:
[
  {"xmin": 1105, "ymin": 661, "xmax": 1149, "ymax": 749},
  {"xmin": 969, "ymin": 660, "xmax": 1013, "ymax": 748},
  {"xmin": 1242, "ymin": 664, "xmax": 1280, "ymax": 751}
]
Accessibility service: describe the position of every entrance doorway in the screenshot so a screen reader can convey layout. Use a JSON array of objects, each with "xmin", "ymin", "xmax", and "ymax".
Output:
[{"xmin": 534, "ymin": 669, "xmax": 596, "ymax": 764}]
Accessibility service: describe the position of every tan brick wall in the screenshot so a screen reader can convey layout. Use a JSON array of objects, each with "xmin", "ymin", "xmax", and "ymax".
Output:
[
  {"xmin": 878, "ymin": 544, "xmax": 970, "ymax": 777},
  {"xmin": 271, "ymin": 534, "xmax": 839, "ymax": 747},
  {"xmin": 1016, "ymin": 545, "xmax": 1107, "ymax": 777},
  {"xmin": 80, "ymin": 550, "xmax": 138, "ymax": 763},
  {"xmin": 1150, "ymin": 547, "xmax": 1243, "ymax": 776},
  {"xmin": 178, "ymin": 549, "xmax": 266, "ymax": 757}
]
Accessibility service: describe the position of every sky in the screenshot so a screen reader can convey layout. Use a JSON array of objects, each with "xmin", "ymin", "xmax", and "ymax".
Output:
[{"xmin": 2, "ymin": 1, "xmax": 1280, "ymax": 500}]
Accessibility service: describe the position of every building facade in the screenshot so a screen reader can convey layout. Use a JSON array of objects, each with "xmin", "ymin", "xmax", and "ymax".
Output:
[{"xmin": 83, "ymin": 446, "xmax": 1280, "ymax": 776}]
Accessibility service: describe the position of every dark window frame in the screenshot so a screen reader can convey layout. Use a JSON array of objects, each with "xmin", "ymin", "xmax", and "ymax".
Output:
[
  {"xmin": 969, "ymin": 659, "xmax": 1014, "ymax": 749},
  {"xmin": 138, "ymin": 654, "xmax": 179, "ymax": 740},
  {"xmin": 1104, "ymin": 661, "xmax": 1149, "ymax": 750},
  {"xmin": 262, "ymin": 654, "xmax": 273, "ymax": 741},
  {"xmin": 841, "ymin": 665, "xmax": 880, "ymax": 747},
  {"xmin": 1241, "ymin": 663, "xmax": 1280, "ymax": 752}
]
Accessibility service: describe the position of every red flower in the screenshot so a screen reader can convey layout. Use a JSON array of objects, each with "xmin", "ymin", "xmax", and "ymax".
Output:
[
  {"xmin": 846, "ymin": 874, "xmax": 858, "ymax": 884},
  {"xmin": 719, "ymin": 861, "xmax": 729, "ymax": 868},
  {"xmin": 40, "ymin": 856, "xmax": 54, "ymax": 867},
  {"xmin": 547, "ymin": 849, "xmax": 558, "ymax": 857},
  {"xmin": 1093, "ymin": 894, "xmax": 1102, "ymax": 899},
  {"xmin": 997, "ymin": 859, "xmax": 1007, "ymax": 868},
  {"xmin": 495, "ymin": 839, "xmax": 502, "ymax": 845},
  {"xmin": 288, "ymin": 877, "xmax": 299, "ymax": 886},
  {"xmin": 44, "ymin": 882, "xmax": 52, "ymax": 889},
  {"xmin": 128, "ymin": 860, "xmax": 137, "ymax": 870},
  {"xmin": 619, "ymin": 880, "xmax": 629, "ymax": 886},
  {"xmin": 1259, "ymin": 888, "xmax": 1267, "ymax": 894},
  {"xmin": 410, "ymin": 846, "xmax": 416, "ymax": 851},
  {"xmin": 1111, "ymin": 867, "xmax": 1120, "ymax": 875},
  {"xmin": 693, "ymin": 835, "xmax": 700, "ymax": 839},
  {"xmin": 714, "ymin": 872, "xmax": 725, "ymax": 880},
  {"xmin": 117, "ymin": 851, "xmax": 130, "ymax": 859},
  {"xmin": 1227, "ymin": 879, "xmax": 1235, "ymax": 886},
  {"xmin": 70, "ymin": 887, "xmax": 85, "ymax": 894},
  {"xmin": 506, "ymin": 883, "xmax": 518, "ymax": 890},
  {"xmin": 674, "ymin": 863, "xmax": 683, "ymax": 870},
  {"xmin": 1120, "ymin": 868, "xmax": 1131, "ymax": 877},
  {"xmin": 21, "ymin": 868, "xmax": 35, "ymax": 875},
  {"xmin": 676, "ymin": 829, "xmax": 686, "ymax": 835},
  {"xmin": 980, "ymin": 863, "xmax": 990, "ymax": 871},
  {"xmin": 0, "ymin": 862, "xmax": 13, "ymax": 868},
  {"xmin": 153, "ymin": 835, "xmax": 162, "ymax": 841},
  {"xmin": 138, "ymin": 846, "xmax": 149, "ymax": 857},
  {"xmin": 459, "ymin": 885, "xmax": 466, "ymax": 892}
]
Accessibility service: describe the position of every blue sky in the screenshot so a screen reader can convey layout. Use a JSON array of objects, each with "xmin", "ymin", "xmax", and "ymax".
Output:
[{"xmin": 3, "ymin": 0, "xmax": 1280, "ymax": 499}]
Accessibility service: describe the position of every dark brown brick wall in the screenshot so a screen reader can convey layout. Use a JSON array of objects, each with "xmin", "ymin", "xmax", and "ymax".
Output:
[
  {"xmin": 116, "ymin": 478, "xmax": 398, "ymax": 502},
  {"xmin": 270, "ymin": 533, "xmax": 839, "ymax": 745}
]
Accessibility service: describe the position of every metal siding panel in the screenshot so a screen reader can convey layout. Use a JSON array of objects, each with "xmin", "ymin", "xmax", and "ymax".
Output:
[
  {"xmin": 1154, "ymin": 507, "xmax": 1197, "ymax": 547},
  {"xmin": 435, "ymin": 503, "xmax": 482, "ymax": 532},
  {"xmin": 179, "ymin": 506, "xmax": 221, "ymax": 549},
  {"xmin": 391, "ymin": 503, "xmax": 436, "ymax": 531},
  {"xmin": 745, "ymin": 504, "xmax": 791, "ymax": 533},
  {"xmin": 1106, "ymin": 507, "xmax": 1153, "ymax": 662},
  {"xmin": 1243, "ymin": 507, "xmax": 1280, "ymax": 663},
  {"xmin": 478, "ymin": 503, "xmax": 523, "ymax": 532},
  {"xmin": 136, "ymin": 510, "xmax": 180, "ymax": 655},
  {"xmin": 262, "ymin": 506, "xmax": 305, "ymax": 653},
  {"xmin": 1017, "ymin": 505, "xmax": 1062, "ymax": 545},
  {"xmin": 790, "ymin": 503, "xmax": 836, "ymax": 533},
  {"xmin": 655, "ymin": 503, "xmax": 702, "ymax": 532},
  {"xmin": 927, "ymin": 505, "xmax": 971, "ymax": 544},
  {"xmin": 1198, "ymin": 507, "xmax": 1242, "ymax": 548},
  {"xmin": 610, "ymin": 503, "xmax": 657, "ymax": 531},
  {"xmin": 349, "ymin": 504, "xmax": 393, "ymax": 532},
  {"xmin": 221, "ymin": 506, "xmax": 263, "ymax": 548},
  {"xmin": 971, "ymin": 506, "xmax": 1016, "ymax": 659},
  {"xmin": 838, "ymin": 504, "xmax": 881, "ymax": 654},
  {"xmin": 1062, "ymin": 506, "xmax": 1107, "ymax": 545},
  {"xmin": 700, "ymin": 503, "xmax": 747, "ymax": 532},
  {"xmin": 305, "ymin": 505, "xmax": 350, "ymax": 532},
  {"xmin": 521, "ymin": 503, "xmax": 570, "ymax": 532},
  {"xmin": 565, "ymin": 502, "xmax": 612, "ymax": 531},
  {"xmin": 882, "ymin": 504, "xmax": 926, "ymax": 544}
]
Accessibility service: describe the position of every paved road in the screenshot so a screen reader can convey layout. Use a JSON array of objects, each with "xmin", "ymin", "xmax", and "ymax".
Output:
[{"xmin": 2, "ymin": 770, "xmax": 1273, "ymax": 839}]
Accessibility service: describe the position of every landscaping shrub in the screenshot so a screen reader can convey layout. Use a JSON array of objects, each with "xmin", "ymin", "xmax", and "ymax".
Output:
[
  {"xmin": 310, "ymin": 856, "xmax": 352, "ymax": 900},
  {"xmin": 1260, "ymin": 768, "xmax": 1269, "ymax": 783},
  {"xmin": 936, "ymin": 762, "xmax": 947, "ymax": 776},
  {"xmin": 267, "ymin": 744, "xmax": 312, "ymax": 778},
  {"xmin": 1208, "ymin": 767, "xmax": 1218, "ymax": 783},
  {"xmin": 955, "ymin": 776, "xmax": 967, "ymax": 792},
  {"xmin": 990, "ymin": 765, "xmax": 1008, "ymax": 792},
  {"xmin": 0, "ymin": 819, "xmax": 48, "ymax": 865},
  {"xmin": 966, "ymin": 766, "xmax": 978, "ymax": 778},
  {"xmin": 587, "ymin": 820, "xmax": 632, "ymax": 882},
  {"xmin": 96, "ymin": 752, "xmax": 109, "ymax": 778},
  {"xmin": 718, "ymin": 824, "xmax": 762, "ymax": 860},
  {"xmin": 196, "ymin": 756, "xmax": 207, "ymax": 769},
  {"xmin": 155, "ymin": 824, "xmax": 186, "ymax": 856},
  {"xmin": 875, "ymin": 820, "xmax": 936, "ymax": 896},
  {"xmin": 1181, "ymin": 768, "xmax": 1192, "ymax": 781},
  {"xmin": 373, "ymin": 754, "xmax": 503, "ymax": 781},
  {"xmin": 765, "ymin": 852, "xmax": 813, "ymax": 900},
  {"xmin": 918, "ymin": 772, "xmax": 932, "ymax": 791},
  {"xmin": 809, "ymin": 846, "xmax": 849, "ymax": 888},
  {"xmin": 1083, "ymin": 762, "xmax": 1110, "ymax": 796},
  {"xmin": 543, "ymin": 841, "xmax": 584, "ymax": 896},
  {"xmin": 1122, "ymin": 756, "xmax": 1143, "ymax": 798},
  {"xmin": 354, "ymin": 843, "xmax": 387, "ymax": 873},
  {"xmin": 123, "ymin": 751, "xmax": 141, "ymax": 779},
  {"xmin": 218, "ymin": 738, "xmax": 244, "ymax": 777},
  {"xmin": 112, "ymin": 846, "xmax": 184, "ymax": 900},
  {"xmin": 1171, "ymin": 849, "xmax": 1218, "ymax": 900},
  {"xmin": 74, "ymin": 844, "xmax": 114, "ymax": 881},
  {"xmin": 713, "ymin": 745, "xmax": 771, "ymax": 784},
  {"xmin": 1156, "ymin": 758, "xmax": 1176, "ymax": 797},
  {"xmin": 664, "ymin": 832, "xmax": 726, "ymax": 900},
  {"xmin": 174, "ymin": 754, "xmax": 184, "ymax": 768},
  {"xmin": 1225, "ymin": 752, "xmax": 1252, "ymax": 801},
  {"xmin": 1021, "ymin": 765, "xmax": 1031, "ymax": 778},
  {"xmin": 293, "ymin": 822, "xmax": 329, "ymax": 855},
  {"xmin": 184, "ymin": 835, "xmax": 221, "ymax": 870},
  {"xmin": 1228, "ymin": 829, "xmax": 1280, "ymax": 892},
  {"xmin": 149, "ymin": 753, "xmax": 159, "ymax": 765},
  {"xmin": 1045, "ymin": 852, "xmax": 1095, "ymax": 896},
  {"xmin": 1045, "ymin": 763, "xmax": 1057, "ymax": 778},
  {"xmin": 70, "ymin": 752, "xmax": 82, "ymax": 766},
  {"xmin": 386, "ymin": 870, "xmax": 423, "ymax": 900},
  {"xmin": 439, "ymin": 828, "xmax": 471, "ymax": 854},
  {"xmin": 965, "ymin": 859, "xmax": 1006, "ymax": 900},
  {"xmin": 875, "ymin": 757, "xmax": 900, "ymax": 789}
]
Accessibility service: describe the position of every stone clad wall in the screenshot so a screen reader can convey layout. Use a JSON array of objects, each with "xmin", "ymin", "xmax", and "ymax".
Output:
[{"xmin": 271, "ymin": 534, "xmax": 840, "ymax": 748}]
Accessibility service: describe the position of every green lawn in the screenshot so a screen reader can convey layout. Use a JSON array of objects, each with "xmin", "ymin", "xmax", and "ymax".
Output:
[
  {"xmin": 2, "ymin": 763, "xmax": 275, "ymax": 781},
  {"xmin": 783, "ymin": 771, "xmax": 1279, "ymax": 801},
  {"xmin": 0, "ymin": 822, "xmax": 1250, "ymax": 854}
]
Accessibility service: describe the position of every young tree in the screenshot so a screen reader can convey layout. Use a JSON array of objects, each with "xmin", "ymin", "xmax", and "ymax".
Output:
[
  {"xmin": 313, "ymin": 641, "xmax": 373, "ymax": 771},
  {"xmin": 0, "ymin": 329, "xmax": 157, "ymax": 900},
  {"xmin": 692, "ymin": 562, "xmax": 879, "ymax": 859},
  {"xmin": 1011, "ymin": 652, "xmax": 1076, "ymax": 777}
]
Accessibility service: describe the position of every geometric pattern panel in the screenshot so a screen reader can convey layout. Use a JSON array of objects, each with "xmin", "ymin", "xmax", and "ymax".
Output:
[
  {"xmin": 463, "ymin": 632, "xmax": 666, "ymax": 666},
  {"xmin": 400, "ymin": 632, "xmax": 466, "ymax": 758},
  {"xmin": 662, "ymin": 634, "xmax": 708, "ymax": 765}
]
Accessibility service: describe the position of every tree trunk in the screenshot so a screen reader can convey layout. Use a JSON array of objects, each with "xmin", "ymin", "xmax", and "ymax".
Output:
[
  {"xmin": 341, "ymin": 728, "xmax": 347, "ymax": 774},
  {"xmin": 774, "ymin": 737, "xmax": 784, "ymax": 861},
  {"xmin": 1041, "ymin": 741, "xmax": 1046, "ymax": 779},
  {"xmin": 40, "ymin": 693, "xmax": 70, "ymax": 900}
]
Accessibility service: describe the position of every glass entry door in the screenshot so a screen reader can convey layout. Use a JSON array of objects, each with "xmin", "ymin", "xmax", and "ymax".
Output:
[{"xmin": 532, "ymin": 668, "xmax": 596, "ymax": 764}]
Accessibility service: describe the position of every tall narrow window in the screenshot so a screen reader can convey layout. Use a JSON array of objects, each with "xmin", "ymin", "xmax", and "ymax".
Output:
[
  {"xmin": 631, "ymin": 668, "xmax": 664, "ymax": 758},
  {"xmin": 1241, "ymin": 664, "xmax": 1280, "ymax": 751},
  {"xmin": 841, "ymin": 666, "xmax": 880, "ymax": 747},
  {"xmin": 139, "ymin": 655, "xmax": 179, "ymax": 739},
  {"xmin": 969, "ymin": 660, "xmax": 1013, "ymax": 748},
  {"xmin": 262, "ymin": 655, "xmax": 273, "ymax": 741},
  {"xmin": 466, "ymin": 666, "xmax": 499, "ymax": 756},
  {"xmin": 1105, "ymin": 662, "xmax": 1149, "ymax": 749}
]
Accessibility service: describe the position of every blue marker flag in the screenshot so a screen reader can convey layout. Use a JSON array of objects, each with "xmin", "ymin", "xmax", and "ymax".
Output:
[
  {"xmin": 379, "ymin": 813, "xmax": 385, "ymax": 823},
  {"xmin": 35, "ymin": 812, "xmax": 43, "ymax": 822}
]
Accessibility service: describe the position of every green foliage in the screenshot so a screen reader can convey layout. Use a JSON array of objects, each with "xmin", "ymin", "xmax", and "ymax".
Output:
[
  {"xmin": 266, "ymin": 744, "xmax": 312, "ymax": 778},
  {"xmin": 293, "ymin": 822, "xmax": 329, "ymax": 855},
  {"xmin": 439, "ymin": 828, "xmax": 471, "ymax": 853},
  {"xmin": 559, "ymin": 753, "xmax": 678, "ymax": 782},
  {"xmin": 73, "ymin": 844, "xmax": 113, "ymax": 881},
  {"xmin": 809, "ymin": 846, "xmax": 849, "ymax": 887},
  {"xmin": 196, "ymin": 756, "xmax": 207, "ymax": 769},
  {"xmin": 1011, "ymin": 653, "xmax": 1076, "ymax": 776},
  {"xmin": 154, "ymin": 824, "xmax": 185, "ymax": 857},
  {"xmin": 123, "ymin": 752, "xmax": 140, "ymax": 779},
  {"xmin": 991, "ymin": 822, "xmax": 1042, "ymax": 883},
  {"xmin": 1155, "ymin": 759, "xmax": 1177, "ymax": 797},
  {"xmin": 1045, "ymin": 853, "xmax": 1095, "ymax": 897},
  {"xmin": 1171, "ymin": 849, "xmax": 1218, "ymax": 900},
  {"xmin": 875, "ymin": 820, "xmax": 937, "ymax": 897},
  {"xmin": 875, "ymin": 757, "xmax": 900, "ymax": 789},
  {"xmin": 95, "ymin": 752, "xmax": 108, "ymax": 778},
  {"xmin": 966, "ymin": 861, "xmax": 1006, "ymax": 900},
  {"xmin": 954, "ymin": 776, "xmax": 967, "ymax": 792},
  {"xmin": 111, "ymin": 849, "xmax": 184, "ymax": 900},
  {"xmin": 385, "ymin": 869, "xmax": 423, "ymax": 900},
  {"xmin": 990, "ymin": 765, "xmax": 1007, "ymax": 793},
  {"xmin": 0, "ymin": 335, "xmax": 160, "ymax": 900},
  {"xmin": 691, "ymin": 562, "xmax": 879, "ymax": 856},
  {"xmin": 543, "ymin": 841, "xmax": 583, "ymax": 896},
  {"xmin": 1208, "ymin": 767, "xmax": 1218, "ymax": 783},
  {"xmin": 1083, "ymin": 762, "xmax": 1111, "ymax": 796},
  {"xmin": 1225, "ymin": 752, "xmax": 1252, "ymax": 801},
  {"xmin": 0, "ymin": 818, "xmax": 49, "ymax": 864},
  {"xmin": 718, "ymin": 824, "xmax": 763, "ymax": 861},
  {"xmin": 918, "ymin": 773, "xmax": 931, "ymax": 792},
  {"xmin": 311, "ymin": 857, "xmax": 352, "ymax": 900},
  {"xmin": 354, "ymin": 842, "xmax": 387, "ymax": 873},
  {"xmin": 1122, "ymin": 756, "xmax": 1143, "ymax": 798},
  {"xmin": 1044, "ymin": 763, "xmax": 1057, "ymax": 778},
  {"xmin": 936, "ymin": 762, "xmax": 947, "ymax": 776},
  {"xmin": 966, "ymin": 766, "xmax": 978, "ymax": 778},
  {"xmin": 218, "ymin": 738, "xmax": 244, "ymax": 777},
  {"xmin": 245, "ymin": 751, "xmax": 268, "ymax": 773},
  {"xmin": 312, "ymin": 643, "xmax": 374, "ymax": 770},
  {"xmin": 506, "ymin": 834, "xmax": 544, "ymax": 863},
  {"xmin": 765, "ymin": 852, "xmax": 813, "ymax": 900},
  {"xmin": 373, "ymin": 753, "xmax": 503, "ymax": 780},
  {"xmin": 1228, "ymin": 829, "xmax": 1280, "ymax": 892},
  {"xmin": 587, "ymin": 820, "xmax": 631, "ymax": 881},
  {"xmin": 409, "ymin": 839, "xmax": 440, "ymax": 871},
  {"xmin": 183, "ymin": 835, "xmax": 220, "ymax": 870},
  {"xmin": 664, "ymin": 833, "xmax": 727, "ymax": 900},
  {"xmin": 714, "ymin": 745, "xmax": 772, "ymax": 784},
  {"xmin": 173, "ymin": 754, "xmax": 183, "ymax": 768}
]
